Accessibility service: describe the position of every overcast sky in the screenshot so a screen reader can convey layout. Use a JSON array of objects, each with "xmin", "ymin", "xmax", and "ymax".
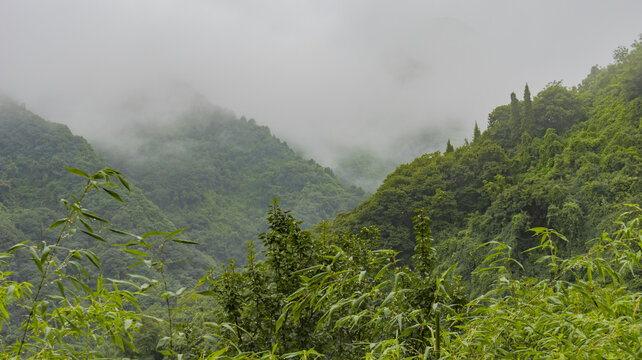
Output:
[{"xmin": 1, "ymin": 0, "xmax": 640, "ymax": 165}]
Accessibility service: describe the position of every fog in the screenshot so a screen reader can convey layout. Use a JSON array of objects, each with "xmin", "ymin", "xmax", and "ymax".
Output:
[{"xmin": 1, "ymin": 0, "xmax": 640, "ymax": 166}]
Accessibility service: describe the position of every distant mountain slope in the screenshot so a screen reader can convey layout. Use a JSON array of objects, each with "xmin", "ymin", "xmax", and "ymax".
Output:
[
  {"xmin": 100, "ymin": 102, "xmax": 367, "ymax": 262},
  {"xmin": 331, "ymin": 38, "xmax": 642, "ymax": 294},
  {"xmin": 0, "ymin": 97, "xmax": 215, "ymax": 284}
]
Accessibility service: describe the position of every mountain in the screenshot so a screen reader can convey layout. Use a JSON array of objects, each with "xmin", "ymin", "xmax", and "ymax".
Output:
[
  {"xmin": 0, "ymin": 96, "xmax": 225, "ymax": 285},
  {"xmin": 332, "ymin": 126, "xmax": 466, "ymax": 193},
  {"xmin": 98, "ymin": 99, "xmax": 367, "ymax": 263},
  {"xmin": 330, "ymin": 37, "xmax": 642, "ymax": 294},
  {"xmin": 3, "ymin": 37, "xmax": 642, "ymax": 360}
]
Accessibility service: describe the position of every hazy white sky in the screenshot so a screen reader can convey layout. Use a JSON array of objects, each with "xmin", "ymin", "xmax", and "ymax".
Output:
[{"xmin": 1, "ymin": 0, "xmax": 640, "ymax": 164}]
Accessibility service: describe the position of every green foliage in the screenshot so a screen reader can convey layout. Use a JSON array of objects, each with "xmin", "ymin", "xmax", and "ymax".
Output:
[
  {"xmin": 0, "ymin": 168, "xmax": 212, "ymax": 359},
  {"xmin": 0, "ymin": 98, "xmax": 203, "ymax": 287},
  {"xmin": 472, "ymin": 122, "xmax": 481, "ymax": 143},
  {"xmin": 1, "ymin": 36, "xmax": 642, "ymax": 360},
  {"xmin": 445, "ymin": 139, "xmax": 454, "ymax": 153},
  {"xmin": 334, "ymin": 149, "xmax": 397, "ymax": 193},
  {"xmin": 521, "ymin": 83, "xmax": 535, "ymax": 135},
  {"xmin": 533, "ymin": 83, "xmax": 586, "ymax": 135},
  {"xmin": 331, "ymin": 38, "xmax": 642, "ymax": 296},
  {"xmin": 197, "ymin": 203, "xmax": 466, "ymax": 359},
  {"xmin": 0, "ymin": 95, "xmax": 363, "ymax": 291},
  {"xmin": 0, "ymin": 168, "xmax": 142, "ymax": 358},
  {"xmin": 1, "ymin": 166, "xmax": 642, "ymax": 359},
  {"xmin": 100, "ymin": 105, "xmax": 366, "ymax": 266},
  {"xmin": 510, "ymin": 92, "xmax": 521, "ymax": 143},
  {"xmin": 442, "ymin": 205, "xmax": 642, "ymax": 358},
  {"xmin": 198, "ymin": 203, "xmax": 642, "ymax": 359}
]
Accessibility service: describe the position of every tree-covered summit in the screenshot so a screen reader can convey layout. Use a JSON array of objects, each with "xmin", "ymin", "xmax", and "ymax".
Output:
[
  {"xmin": 331, "ymin": 37, "xmax": 642, "ymax": 294},
  {"xmin": 98, "ymin": 99, "xmax": 367, "ymax": 263}
]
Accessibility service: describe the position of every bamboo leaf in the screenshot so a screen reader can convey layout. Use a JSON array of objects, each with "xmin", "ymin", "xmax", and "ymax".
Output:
[
  {"xmin": 80, "ymin": 230, "xmax": 107, "ymax": 243},
  {"xmin": 171, "ymin": 238, "xmax": 199, "ymax": 245},
  {"xmin": 65, "ymin": 167, "xmax": 89, "ymax": 178},
  {"xmin": 47, "ymin": 218, "xmax": 67, "ymax": 230},
  {"xmin": 165, "ymin": 228, "xmax": 188, "ymax": 239},
  {"xmin": 102, "ymin": 187, "xmax": 125, "ymax": 204},
  {"xmin": 116, "ymin": 174, "xmax": 130, "ymax": 191},
  {"xmin": 142, "ymin": 231, "xmax": 169, "ymax": 239},
  {"xmin": 123, "ymin": 249, "xmax": 150, "ymax": 257}
]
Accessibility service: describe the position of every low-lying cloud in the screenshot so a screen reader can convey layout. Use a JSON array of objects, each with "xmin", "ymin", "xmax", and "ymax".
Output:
[{"xmin": 1, "ymin": 0, "xmax": 640, "ymax": 166}]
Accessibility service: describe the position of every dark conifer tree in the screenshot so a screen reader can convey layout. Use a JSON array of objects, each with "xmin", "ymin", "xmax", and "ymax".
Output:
[
  {"xmin": 473, "ymin": 121, "xmax": 481, "ymax": 142},
  {"xmin": 522, "ymin": 83, "xmax": 535, "ymax": 135},
  {"xmin": 510, "ymin": 92, "xmax": 521, "ymax": 144},
  {"xmin": 445, "ymin": 139, "xmax": 454, "ymax": 153}
]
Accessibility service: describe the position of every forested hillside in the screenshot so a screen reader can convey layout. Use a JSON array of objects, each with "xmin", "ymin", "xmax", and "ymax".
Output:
[
  {"xmin": 331, "ymin": 37, "xmax": 642, "ymax": 294},
  {"xmin": 0, "ymin": 97, "xmax": 219, "ymax": 285},
  {"xmin": 1, "ymin": 35, "xmax": 641, "ymax": 360},
  {"xmin": 99, "ymin": 101, "xmax": 366, "ymax": 262},
  {"xmin": 0, "ymin": 94, "xmax": 366, "ymax": 280}
]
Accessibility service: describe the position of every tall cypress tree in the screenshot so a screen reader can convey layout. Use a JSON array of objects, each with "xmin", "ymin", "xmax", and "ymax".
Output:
[
  {"xmin": 473, "ymin": 121, "xmax": 481, "ymax": 142},
  {"xmin": 445, "ymin": 139, "xmax": 454, "ymax": 153},
  {"xmin": 522, "ymin": 84, "xmax": 535, "ymax": 135},
  {"xmin": 510, "ymin": 92, "xmax": 521, "ymax": 144}
]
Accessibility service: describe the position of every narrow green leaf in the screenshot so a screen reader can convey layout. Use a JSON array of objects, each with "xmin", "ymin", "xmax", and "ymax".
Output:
[
  {"xmin": 529, "ymin": 227, "xmax": 547, "ymax": 234},
  {"xmin": 102, "ymin": 187, "xmax": 125, "ymax": 204},
  {"xmin": 81, "ymin": 211, "xmax": 111, "ymax": 224},
  {"xmin": 80, "ymin": 230, "xmax": 107, "ymax": 243},
  {"xmin": 157, "ymin": 336, "xmax": 170, "ymax": 349},
  {"xmin": 113, "ymin": 333, "xmax": 124, "ymax": 350},
  {"xmin": 56, "ymin": 280, "xmax": 65, "ymax": 298},
  {"xmin": 141, "ymin": 231, "xmax": 169, "ymax": 239},
  {"xmin": 208, "ymin": 348, "xmax": 228, "ymax": 357},
  {"xmin": 107, "ymin": 228, "xmax": 139, "ymax": 238},
  {"xmin": 276, "ymin": 310, "xmax": 288, "ymax": 332},
  {"xmin": 40, "ymin": 246, "xmax": 50, "ymax": 264},
  {"xmin": 65, "ymin": 167, "xmax": 89, "ymax": 178},
  {"xmin": 127, "ymin": 274, "xmax": 153, "ymax": 283},
  {"xmin": 123, "ymin": 249, "xmax": 150, "ymax": 257},
  {"xmin": 83, "ymin": 250, "xmax": 101, "ymax": 269},
  {"xmin": 116, "ymin": 174, "xmax": 130, "ymax": 191},
  {"xmin": 78, "ymin": 218, "xmax": 93, "ymax": 232},
  {"xmin": 165, "ymin": 228, "xmax": 188, "ymax": 239},
  {"xmin": 47, "ymin": 218, "xmax": 67, "ymax": 230},
  {"xmin": 30, "ymin": 248, "xmax": 43, "ymax": 274},
  {"xmin": 171, "ymin": 238, "xmax": 199, "ymax": 245},
  {"xmin": 8, "ymin": 241, "xmax": 28, "ymax": 253},
  {"xmin": 126, "ymin": 261, "xmax": 144, "ymax": 269}
]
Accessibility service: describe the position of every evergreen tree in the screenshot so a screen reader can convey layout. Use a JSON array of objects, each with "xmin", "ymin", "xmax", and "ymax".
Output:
[
  {"xmin": 522, "ymin": 83, "xmax": 535, "ymax": 135},
  {"xmin": 473, "ymin": 121, "xmax": 481, "ymax": 142},
  {"xmin": 445, "ymin": 139, "xmax": 454, "ymax": 153},
  {"xmin": 510, "ymin": 92, "xmax": 521, "ymax": 144}
]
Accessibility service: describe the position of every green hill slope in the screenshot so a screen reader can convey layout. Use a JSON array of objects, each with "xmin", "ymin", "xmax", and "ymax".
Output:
[
  {"xmin": 100, "ymin": 102, "xmax": 367, "ymax": 262},
  {"xmin": 0, "ymin": 97, "xmax": 216, "ymax": 285},
  {"xmin": 332, "ymin": 38, "xmax": 642, "ymax": 294}
]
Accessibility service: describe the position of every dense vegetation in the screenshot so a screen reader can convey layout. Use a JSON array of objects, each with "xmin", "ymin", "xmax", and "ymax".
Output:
[
  {"xmin": 332, "ymin": 36, "xmax": 642, "ymax": 295},
  {"xmin": 1, "ymin": 168, "xmax": 641, "ymax": 359},
  {"xmin": 0, "ymin": 98, "xmax": 218, "ymax": 286},
  {"xmin": 0, "ymin": 36, "xmax": 640, "ymax": 359},
  {"xmin": 99, "ymin": 102, "xmax": 366, "ymax": 262},
  {"xmin": 0, "ymin": 95, "xmax": 366, "ymax": 279},
  {"xmin": 333, "ymin": 149, "xmax": 398, "ymax": 193}
]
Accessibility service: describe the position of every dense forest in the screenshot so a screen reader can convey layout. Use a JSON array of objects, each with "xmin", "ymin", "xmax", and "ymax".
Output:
[
  {"xmin": 332, "ymin": 37, "xmax": 642, "ymax": 295},
  {"xmin": 0, "ymin": 36, "xmax": 640, "ymax": 358},
  {"xmin": 98, "ymin": 100, "xmax": 366, "ymax": 263},
  {"xmin": 0, "ymin": 95, "xmax": 366, "ymax": 282}
]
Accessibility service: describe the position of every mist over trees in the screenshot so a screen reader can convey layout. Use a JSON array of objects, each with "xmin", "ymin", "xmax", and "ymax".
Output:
[{"xmin": 0, "ymin": 14, "xmax": 641, "ymax": 359}]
